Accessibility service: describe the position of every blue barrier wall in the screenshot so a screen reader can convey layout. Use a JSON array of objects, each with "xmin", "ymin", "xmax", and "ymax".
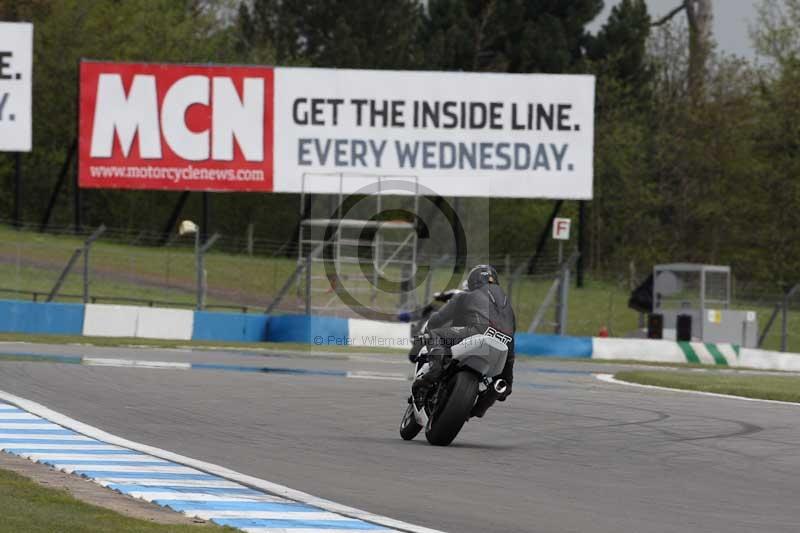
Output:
[
  {"xmin": 0, "ymin": 300, "xmax": 85, "ymax": 335},
  {"xmin": 0, "ymin": 299, "xmax": 593, "ymax": 359},
  {"xmin": 192, "ymin": 311, "xmax": 270, "ymax": 343},
  {"xmin": 266, "ymin": 315, "xmax": 349, "ymax": 345},
  {"xmin": 514, "ymin": 332, "xmax": 593, "ymax": 358}
]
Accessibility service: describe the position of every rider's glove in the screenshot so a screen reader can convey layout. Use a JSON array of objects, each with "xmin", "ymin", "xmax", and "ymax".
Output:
[
  {"xmin": 412, "ymin": 332, "xmax": 430, "ymax": 346},
  {"xmin": 433, "ymin": 290, "xmax": 457, "ymax": 302}
]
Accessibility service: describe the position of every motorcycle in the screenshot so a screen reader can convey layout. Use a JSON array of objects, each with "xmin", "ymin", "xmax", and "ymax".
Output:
[{"xmin": 399, "ymin": 327, "xmax": 509, "ymax": 446}]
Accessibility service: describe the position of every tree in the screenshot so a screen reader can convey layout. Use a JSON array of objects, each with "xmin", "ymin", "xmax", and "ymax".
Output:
[
  {"xmin": 423, "ymin": 0, "xmax": 603, "ymax": 73},
  {"xmin": 652, "ymin": 0, "xmax": 713, "ymax": 100},
  {"xmin": 751, "ymin": 0, "xmax": 800, "ymax": 66},
  {"xmin": 747, "ymin": 0, "xmax": 800, "ymax": 284},
  {"xmin": 237, "ymin": 0, "xmax": 424, "ymax": 68},
  {"xmin": 6, "ymin": 0, "xmax": 238, "ymax": 228},
  {"xmin": 586, "ymin": 0, "xmax": 652, "ymax": 99}
]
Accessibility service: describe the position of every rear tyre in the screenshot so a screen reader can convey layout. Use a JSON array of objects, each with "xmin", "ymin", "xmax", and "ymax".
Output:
[
  {"xmin": 425, "ymin": 371, "xmax": 479, "ymax": 446},
  {"xmin": 399, "ymin": 403, "xmax": 422, "ymax": 440}
]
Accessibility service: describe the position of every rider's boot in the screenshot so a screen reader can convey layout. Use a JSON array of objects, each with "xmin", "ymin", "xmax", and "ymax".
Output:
[
  {"xmin": 411, "ymin": 349, "xmax": 444, "ymax": 404},
  {"xmin": 470, "ymin": 389, "xmax": 498, "ymax": 418}
]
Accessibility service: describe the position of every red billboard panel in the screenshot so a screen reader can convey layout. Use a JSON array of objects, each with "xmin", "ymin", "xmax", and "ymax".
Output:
[{"xmin": 79, "ymin": 61, "xmax": 274, "ymax": 191}]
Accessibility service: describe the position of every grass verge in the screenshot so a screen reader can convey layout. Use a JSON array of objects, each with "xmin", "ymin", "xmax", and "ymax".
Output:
[
  {"xmin": 615, "ymin": 370, "xmax": 800, "ymax": 403},
  {"xmin": 0, "ymin": 467, "xmax": 230, "ymax": 533}
]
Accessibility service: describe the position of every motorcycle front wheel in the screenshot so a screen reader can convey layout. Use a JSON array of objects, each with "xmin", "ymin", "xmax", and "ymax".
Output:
[
  {"xmin": 399, "ymin": 403, "xmax": 422, "ymax": 440},
  {"xmin": 425, "ymin": 371, "xmax": 479, "ymax": 446}
]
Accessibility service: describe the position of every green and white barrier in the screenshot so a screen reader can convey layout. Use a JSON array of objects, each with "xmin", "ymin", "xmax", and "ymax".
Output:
[{"xmin": 592, "ymin": 337, "xmax": 800, "ymax": 371}]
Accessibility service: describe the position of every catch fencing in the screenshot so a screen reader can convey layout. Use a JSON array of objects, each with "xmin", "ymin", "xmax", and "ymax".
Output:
[{"xmin": 0, "ymin": 220, "xmax": 796, "ymax": 352}]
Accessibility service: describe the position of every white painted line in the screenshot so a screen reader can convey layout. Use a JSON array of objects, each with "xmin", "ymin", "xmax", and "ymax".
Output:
[
  {"xmin": 52, "ymin": 465, "xmax": 204, "ymax": 474},
  {"xmin": 346, "ymin": 371, "xmax": 407, "ymax": 381},
  {"xmin": 123, "ymin": 492, "xmax": 283, "ymax": 502},
  {"xmin": 0, "ymin": 433, "xmax": 93, "ymax": 441},
  {"xmin": 348, "ymin": 356, "xmax": 407, "ymax": 365},
  {"xmin": 595, "ymin": 373, "xmax": 800, "ymax": 407},
  {"xmin": 23, "ymin": 454, "xmax": 168, "ymax": 462},
  {"xmin": 82, "ymin": 358, "xmax": 192, "ymax": 370},
  {"xmin": 0, "ymin": 443, "xmax": 124, "ymax": 450},
  {"xmin": 0, "ymin": 423, "xmax": 65, "ymax": 430},
  {"xmin": 96, "ymin": 478, "xmax": 245, "ymax": 489},
  {"xmin": 186, "ymin": 510, "xmax": 350, "ymax": 520},
  {"xmin": 0, "ymin": 389, "xmax": 444, "ymax": 533},
  {"xmin": 0, "ymin": 412, "xmax": 38, "ymax": 419}
]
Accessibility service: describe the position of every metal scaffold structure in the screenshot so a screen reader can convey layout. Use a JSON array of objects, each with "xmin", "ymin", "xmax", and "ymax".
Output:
[{"xmin": 296, "ymin": 173, "xmax": 421, "ymax": 317}]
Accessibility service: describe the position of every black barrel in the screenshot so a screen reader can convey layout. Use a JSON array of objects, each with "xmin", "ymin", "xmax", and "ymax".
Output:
[
  {"xmin": 676, "ymin": 314, "xmax": 692, "ymax": 342},
  {"xmin": 647, "ymin": 314, "xmax": 663, "ymax": 339}
]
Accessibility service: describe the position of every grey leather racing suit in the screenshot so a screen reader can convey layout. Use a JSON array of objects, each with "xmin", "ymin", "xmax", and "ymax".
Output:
[{"xmin": 425, "ymin": 283, "xmax": 516, "ymax": 388}]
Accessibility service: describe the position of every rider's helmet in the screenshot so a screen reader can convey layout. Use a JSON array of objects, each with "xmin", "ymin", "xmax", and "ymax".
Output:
[{"xmin": 466, "ymin": 264, "xmax": 499, "ymax": 290}]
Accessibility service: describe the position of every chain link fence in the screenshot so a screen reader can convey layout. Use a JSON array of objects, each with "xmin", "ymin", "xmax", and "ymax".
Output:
[
  {"xmin": 0, "ymin": 221, "xmax": 797, "ymax": 352},
  {"xmin": 0, "ymin": 222, "xmax": 300, "ymax": 313}
]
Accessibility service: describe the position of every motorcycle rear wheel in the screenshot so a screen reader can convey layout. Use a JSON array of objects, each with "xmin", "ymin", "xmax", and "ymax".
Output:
[{"xmin": 425, "ymin": 371, "xmax": 479, "ymax": 446}]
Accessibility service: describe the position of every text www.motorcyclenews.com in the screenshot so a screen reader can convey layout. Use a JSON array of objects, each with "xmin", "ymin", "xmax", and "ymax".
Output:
[{"xmin": 88, "ymin": 165, "xmax": 265, "ymax": 183}]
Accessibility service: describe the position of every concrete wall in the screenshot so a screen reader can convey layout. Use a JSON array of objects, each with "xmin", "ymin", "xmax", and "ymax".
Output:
[
  {"xmin": 83, "ymin": 304, "xmax": 194, "ymax": 340},
  {"xmin": 5, "ymin": 299, "xmax": 800, "ymax": 373},
  {"xmin": 0, "ymin": 300, "xmax": 84, "ymax": 335}
]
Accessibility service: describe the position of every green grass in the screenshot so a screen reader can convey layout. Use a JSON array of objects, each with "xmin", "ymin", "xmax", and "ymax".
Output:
[
  {"xmin": 615, "ymin": 370, "xmax": 800, "ymax": 403},
  {"xmin": 0, "ymin": 225, "xmax": 297, "ymax": 311},
  {"xmin": 0, "ymin": 467, "xmax": 232, "ymax": 533},
  {"xmin": 0, "ymin": 224, "xmax": 797, "ymax": 352}
]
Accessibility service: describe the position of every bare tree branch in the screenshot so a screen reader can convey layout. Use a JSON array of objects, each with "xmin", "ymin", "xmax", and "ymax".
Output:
[
  {"xmin": 651, "ymin": 2, "xmax": 687, "ymax": 27},
  {"xmin": 472, "ymin": 0, "xmax": 497, "ymax": 70}
]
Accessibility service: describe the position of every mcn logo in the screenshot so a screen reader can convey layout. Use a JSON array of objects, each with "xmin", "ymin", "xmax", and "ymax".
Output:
[
  {"xmin": 91, "ymin": 74, "xmax": 263, "ymax": 161},
  {"xmin": 79, "ymin": 62, "xmax": 275, "ymax": 192}
]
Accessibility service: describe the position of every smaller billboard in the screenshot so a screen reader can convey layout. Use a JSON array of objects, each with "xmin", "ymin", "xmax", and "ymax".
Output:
[
  {"xmin": 0, "ymin": 22, "xmax": 33, "ymax": 152},
  {"xmin": 79, "ymin": 61, "xmax": 274, "ymax": 191}
]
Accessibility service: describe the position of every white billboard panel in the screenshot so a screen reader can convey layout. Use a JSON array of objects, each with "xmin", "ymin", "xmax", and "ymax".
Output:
[
  {"xmin": 273, "ymin": 68, "xmax": 594, "ymax": 199},
  {"xmin": 0, "ymin": 22, "xmax": 33, "ymax": 152}
]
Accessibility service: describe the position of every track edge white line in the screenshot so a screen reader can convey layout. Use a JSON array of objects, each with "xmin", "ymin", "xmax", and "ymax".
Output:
[
  {"xmin": 0, "ymin": 388, "xmax": 443, "ymax": 533},
  {"xmin": 595, "ymin": 373, "xmax": 800, "ymax": 407}
]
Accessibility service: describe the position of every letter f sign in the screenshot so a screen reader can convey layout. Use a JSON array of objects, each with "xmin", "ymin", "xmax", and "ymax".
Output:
[{"xmin": 552, "ymin": 217, "xmax": 571, "ymax": 240}]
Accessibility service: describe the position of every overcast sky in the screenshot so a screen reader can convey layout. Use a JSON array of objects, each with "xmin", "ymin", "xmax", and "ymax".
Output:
[{"xmin": 588, "ymin": 0, "xmax": 762, "ymax": 60}]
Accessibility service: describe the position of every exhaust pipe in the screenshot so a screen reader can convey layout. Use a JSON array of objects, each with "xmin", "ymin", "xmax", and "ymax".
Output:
[{"xmin": 471, "ymin": 379, "xmax": 508, "ymax": 419}]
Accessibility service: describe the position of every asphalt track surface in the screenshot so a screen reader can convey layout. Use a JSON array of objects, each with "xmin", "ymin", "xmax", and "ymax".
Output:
[{"xmin": 1, "ymin": 342, "xmax": 799, "ymax": 533}]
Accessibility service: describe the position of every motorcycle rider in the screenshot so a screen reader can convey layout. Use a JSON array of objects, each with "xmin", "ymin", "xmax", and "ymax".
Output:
[
  {"xmin": 412, "ymin": 264, "xmax": 516, "ymax": 411},
  {"xmin": 400, "ymin": 285, "xmax": 464, "ymax": 362}
]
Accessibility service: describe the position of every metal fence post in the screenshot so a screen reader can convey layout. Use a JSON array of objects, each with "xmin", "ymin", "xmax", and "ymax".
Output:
[
  {"xmin": 196, "ymin": 232, "xmax": 220, "ymax": 311},
  {"xmin": 83, "ymin": 243, "xmax": 90, "ymax": 303},
  {"xmin": 305, "ymin": 254, "xmax": 312, "ymax": 316},
  {"xmin": 556, "ymin": 264, "xmax": 570, "ymax": 335},
  {"xmin": 195, "ymin": 231, "xmax": 201, "ymax": 310},
  {"xmin": 47, "ymin": 224, "xmax": 105, "ymax": 303},
  {"xmin": 782, "ymin": 291, "xmax": 789, "ymax": 352},
  {"xmin": 246, "ymin": 223, "xmax": 254, "ymax": 256}
]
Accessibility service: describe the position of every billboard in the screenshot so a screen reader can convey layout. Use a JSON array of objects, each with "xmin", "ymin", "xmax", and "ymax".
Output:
[
  {"xmin": 79, "ymin": 62, "xmax": 274, "ymax": 192},
  {"xmin": 79, "ymin": 62, "xmax": 595, "ymax": 199},
  {"xmin": 0, "ymin": 22, "xmax": 33, "ymax": 152}
]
